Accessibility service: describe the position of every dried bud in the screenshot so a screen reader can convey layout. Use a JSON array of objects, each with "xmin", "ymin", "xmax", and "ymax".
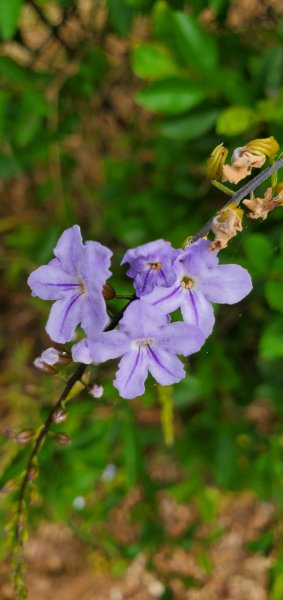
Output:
[
  {"xmin": 243, "ymin": 186, "xmax": 282, "ymax": 220},
  {"xmin": 222, "ymin": 151, "xmax": 265, "ymax": 185},
  {"xmin": 102, "ymin": 283, "xmax": 116, "ymax": 300},
  {"xmin": 207, "ymin": 143, "xmax": 228, "ymax": 180},
  {"xmin": 245, "ymin": 136, "xmax": 279, "ymax": 157},
  {"xmin": 211, "ymin": 202, "xmax": 243, "ymax": 251},
  {"xmin": 55, "ymin": 433, "xmax": 71, "ymax": 446},
  {"xmin": 52, "ymin": 408, "xmax": 68, "ymax": 424},
  {"xmin": 88, "ymin": 383, "xmax": 104, "ymax": 398}
]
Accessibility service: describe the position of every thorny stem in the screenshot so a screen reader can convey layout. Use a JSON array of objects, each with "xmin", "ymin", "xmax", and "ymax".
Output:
[
  {"xmin": 12, "ymin": 296, "xmax": 135, "ymax": 595},
  {"xmin": 11, "ymin": 155, "xmax": 283, "ymax": 596},
  {"xmin": 191, "ymin": 155, "xmax": 283, "ymax": 243}
]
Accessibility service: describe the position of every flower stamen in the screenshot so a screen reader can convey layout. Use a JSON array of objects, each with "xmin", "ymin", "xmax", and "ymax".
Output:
[
  {"xmin": 147, "ymin": 262, "xmax": 163, "ymax": 270},
  {"xmin": 181, "ymin": 276, "xmax": 195, "ymax": 289}
]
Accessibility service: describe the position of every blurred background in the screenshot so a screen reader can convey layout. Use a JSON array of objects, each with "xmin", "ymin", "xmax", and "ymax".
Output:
[{"xmin": 1, "ymin": 1, "xmax": 283, "ymax": 598}]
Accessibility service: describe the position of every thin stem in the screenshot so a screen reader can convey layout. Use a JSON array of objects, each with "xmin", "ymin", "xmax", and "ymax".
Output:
[
  {"xmin": 13, "ymin": 295, "xmax": 135, "ymax": 579},
  {"xmin": 191, "ymin": 155, "xmax": 283, "ymax": 243}
]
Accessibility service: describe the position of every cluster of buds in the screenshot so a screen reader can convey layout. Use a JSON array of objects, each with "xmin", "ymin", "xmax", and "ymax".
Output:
[{"xmin": 207, "ymin": 136, "xmax": 279, "ymax": 185}]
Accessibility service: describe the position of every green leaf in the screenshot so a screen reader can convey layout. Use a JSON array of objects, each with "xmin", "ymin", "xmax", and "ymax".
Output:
[
  {"xmin": 265, "ymin": 256, "xmax": 283, "ymax": 312},
  {"xmin": 136, "ymin": 77, "xmax": 205, "ymax": 115},
  {"xmin": 107, "ymin": 0, "xmax": 134, "ymax": 36},
  {"xmin": 271, "ymin": 574, "xmax": 283, "ymax": 600},
  {"xmin": 173, "ymin": 12, "xmax": 219, "ymax": 74},
  {"xmin": 243, "ymin": 234, "xmax": 273, "ymax": 275},
  {"xmin": 0, "ymin": 0, "xmax": 22, "ymax": 40},
  {"xmin": 216, "ymin": 106, "xmax": 257, "ymax": 136},
  {"xmin": 160, "ymin": 108, "xmax": 218, "ymax": 140},
  {"xmin": 260, "ymin": 317, "xmax": 283, "ymax": 360},
  {"xmin": 265, "ymin": 281, "xmax": 283, "ymax": 313},
  {"xmin": 132, "ymin": 43, "xmax": 180, "ymax": 80}
]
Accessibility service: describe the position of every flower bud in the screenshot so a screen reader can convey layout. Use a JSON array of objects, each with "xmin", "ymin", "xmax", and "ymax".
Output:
[
  {"xmin": 102, "ymin": 283, "xmax": 116, "ymax": 300},
  {"xmin": 52, "ymin": 408, "xmax": 68, "ymax": 424},
  {"xmin": 207, "ymin": 143, "xmax": 228, "ymax": 180},
  {"xmin": 55, "ymin": 433, "xmax": 71, "ymax": 446},
  {"xmin": 28, "ymin": 462, "xmax": 39, "ymax": 482},
  {"xmin": 88, "ymin": 383, "xmax": 104, "ymax": 398},
  {"xmin": 3, "ymin": 428, "xmax": 34, "ymax": 445},
  {"xmin": 34, "ymin": 357, "xmax": 57, "ymax": 374},
  {"xmin": 245, "ymin": 136, "xmax": 279, "ymax": 157}
]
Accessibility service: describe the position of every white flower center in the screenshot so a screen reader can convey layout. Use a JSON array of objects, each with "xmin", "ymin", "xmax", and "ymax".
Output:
[{"xmin": 134, "ymin": 338, "xmax": 154, "ymax": 348}]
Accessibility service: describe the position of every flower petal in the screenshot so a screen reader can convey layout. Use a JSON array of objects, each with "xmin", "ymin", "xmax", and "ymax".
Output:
[
  {"xmin": 180, "ymin": 290, "xmax": 215, "ymax": 337},
  {"xmin": 200, "ymin": 264, "xmax": 252, "ymax": 304},
  {"xmin": 89, "ymin": 330, "xmax": 130, "ymax": 362},
  {"xmin": 27, "ymin": 261, "xmax": 81, "ymax": 300},
  {"xmin": 158, "ymin": 322, "xmax": 205, "ymax": 355},
  {"xmin": 119, "ymin": 300, "xmax": 168, "ymax": 337},
  {"xmin": 82, "ymin": 241, "xmax": 112, "ymax": 292},
  {"xmin": 143, "ymin": 285, "xmax": 182, "ymax": 315},
  {"xmin": 53, "ymin": 225, "xmax": 84, "ymax": 275},
  {"xmin": 180, "ymin": 239, "xmax": 218, "ymax": 276},
  {"xmin": 114, "ymin": 349, "xmax": 148, "ymax": 399},
  {"xmin": 46, "ymin": 292, "xmax": 84, "ymax": 343},
  {"xmin": 80, "ymin": 293, "xmax": 109, "ymax": 337},
  {"xmin": 72, "ymin": 339, "xmax": 94, "ymax": 364},
  {"xmin": 147, "ymin": 346, "xmax": 185, "ymax": 385}
]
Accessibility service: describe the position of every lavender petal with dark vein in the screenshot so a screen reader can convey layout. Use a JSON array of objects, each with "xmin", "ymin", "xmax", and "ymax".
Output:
[
  {"xmin": 27, "ymin": 225, "xmax": 112, "ymax": 343},
  {"xmin": 81, "ymin": 300, "xmax": 205, "ymax": 399}
]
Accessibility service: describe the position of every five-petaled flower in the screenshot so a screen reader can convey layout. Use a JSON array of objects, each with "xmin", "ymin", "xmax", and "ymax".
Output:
[
  {"xmin": 28, "ymin": 225, "xmax": 112, "ymax": 343},
  {"xmin": 143, "ymin": 239, "xmax": 252, "ymax": 337},
  {"xmin": 121, "ymin": 239, "xmax": 180, "ymax": 296},
  {"xmin": 85, "ymin": 300, "xmax": 205, "ymax": 400}
]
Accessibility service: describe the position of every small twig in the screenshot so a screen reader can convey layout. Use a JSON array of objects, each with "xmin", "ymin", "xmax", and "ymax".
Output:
[
  {"xmin": 191, "ymin": 155, "xmax": 283, "ymax": 242},
  {"xmin": 12, "ymin": 295, "xmax": 135, "ymax": 596}
]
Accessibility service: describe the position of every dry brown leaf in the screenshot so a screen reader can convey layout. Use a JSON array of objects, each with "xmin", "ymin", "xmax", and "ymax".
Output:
[
  {"xmin": 222, "ymin": 151, "xmax": 266, "ymax": 184},
  {"xmin": 243, "ymin": 187, "xmax": 283, "ymax": 219},
  {"xmin": 210, "ymin": 203, "xmax": 243, "ymax": 251}
]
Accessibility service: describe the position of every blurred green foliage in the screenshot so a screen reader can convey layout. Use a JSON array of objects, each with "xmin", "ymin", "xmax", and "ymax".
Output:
[{"xmin": 1, "ymin": 0, "xmax": 283, "ymax": 595}]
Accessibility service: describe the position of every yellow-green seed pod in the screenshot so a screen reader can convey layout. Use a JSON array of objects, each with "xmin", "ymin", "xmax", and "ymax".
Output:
[
  {"xmin": 207, "ymin": 143, "xmax": 228, "ymax": 180},
  {"xmin": 245, "ymin": 136, "xmax": 279, "ymax": 157}
]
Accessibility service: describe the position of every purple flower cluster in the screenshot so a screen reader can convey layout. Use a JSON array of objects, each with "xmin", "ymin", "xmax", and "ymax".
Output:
[{"xmin": 28, "ymin": 225, "xmax": 252, "ymax": 399}]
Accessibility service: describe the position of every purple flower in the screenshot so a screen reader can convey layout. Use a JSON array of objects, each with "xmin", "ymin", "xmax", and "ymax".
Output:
[
  {"xmin": 28, "ymin": 225, "xmax": 112, "ymax": 343},
  {"xmin": 121, "ymin": 239, "xmax": 180, "ymax": 296},
  {"xmin": 143, "ymin": 239, "xmax": 252, "ymax": 337},
  {"xmin": 85, "ymin": 300, "xmax": 205, "ymax": 400}
]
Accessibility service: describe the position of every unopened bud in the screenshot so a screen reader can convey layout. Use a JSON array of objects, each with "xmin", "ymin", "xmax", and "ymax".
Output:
[
  {"xmin": 53, "ymin": 408, "xmax": 68, "ymax": 423},
  {"xmin": 55, "ymin": 433, "xmax": 71, "ymax": 446},
  {"xmin": 207, "ymin": 143, "xmax": 228, "ymax": 180},
  {"xmin": 102, "ymin": 283, "xmax": 116, "ymax": 300},
  {"xmin": 34, "ymin": 357, "xmax": 57, "ymax": 374},
  {"xmin": 245, "ymin": 136, "xmax": 279, "ymax": 157},
  {"xmin": 88, "ymin": 383, "xmax": 104, "ymax": 398},
  {"xmin": 0, "ymin": 478, "xmax": 18, "ymax": 496},
  {"xmin": 15, "ymin": 429, "xmax": 35, "ymax": 445},
  {"xmin": 28, "ymin": 486, "xmax": 41, "ymax": 506},
  {"xmin": 28, "ymin": 462, "xmax": 39, "ymax": 482},
  {"xmin": 4, "ymin": 428, "xmax": 34, "ymax": 445}
]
